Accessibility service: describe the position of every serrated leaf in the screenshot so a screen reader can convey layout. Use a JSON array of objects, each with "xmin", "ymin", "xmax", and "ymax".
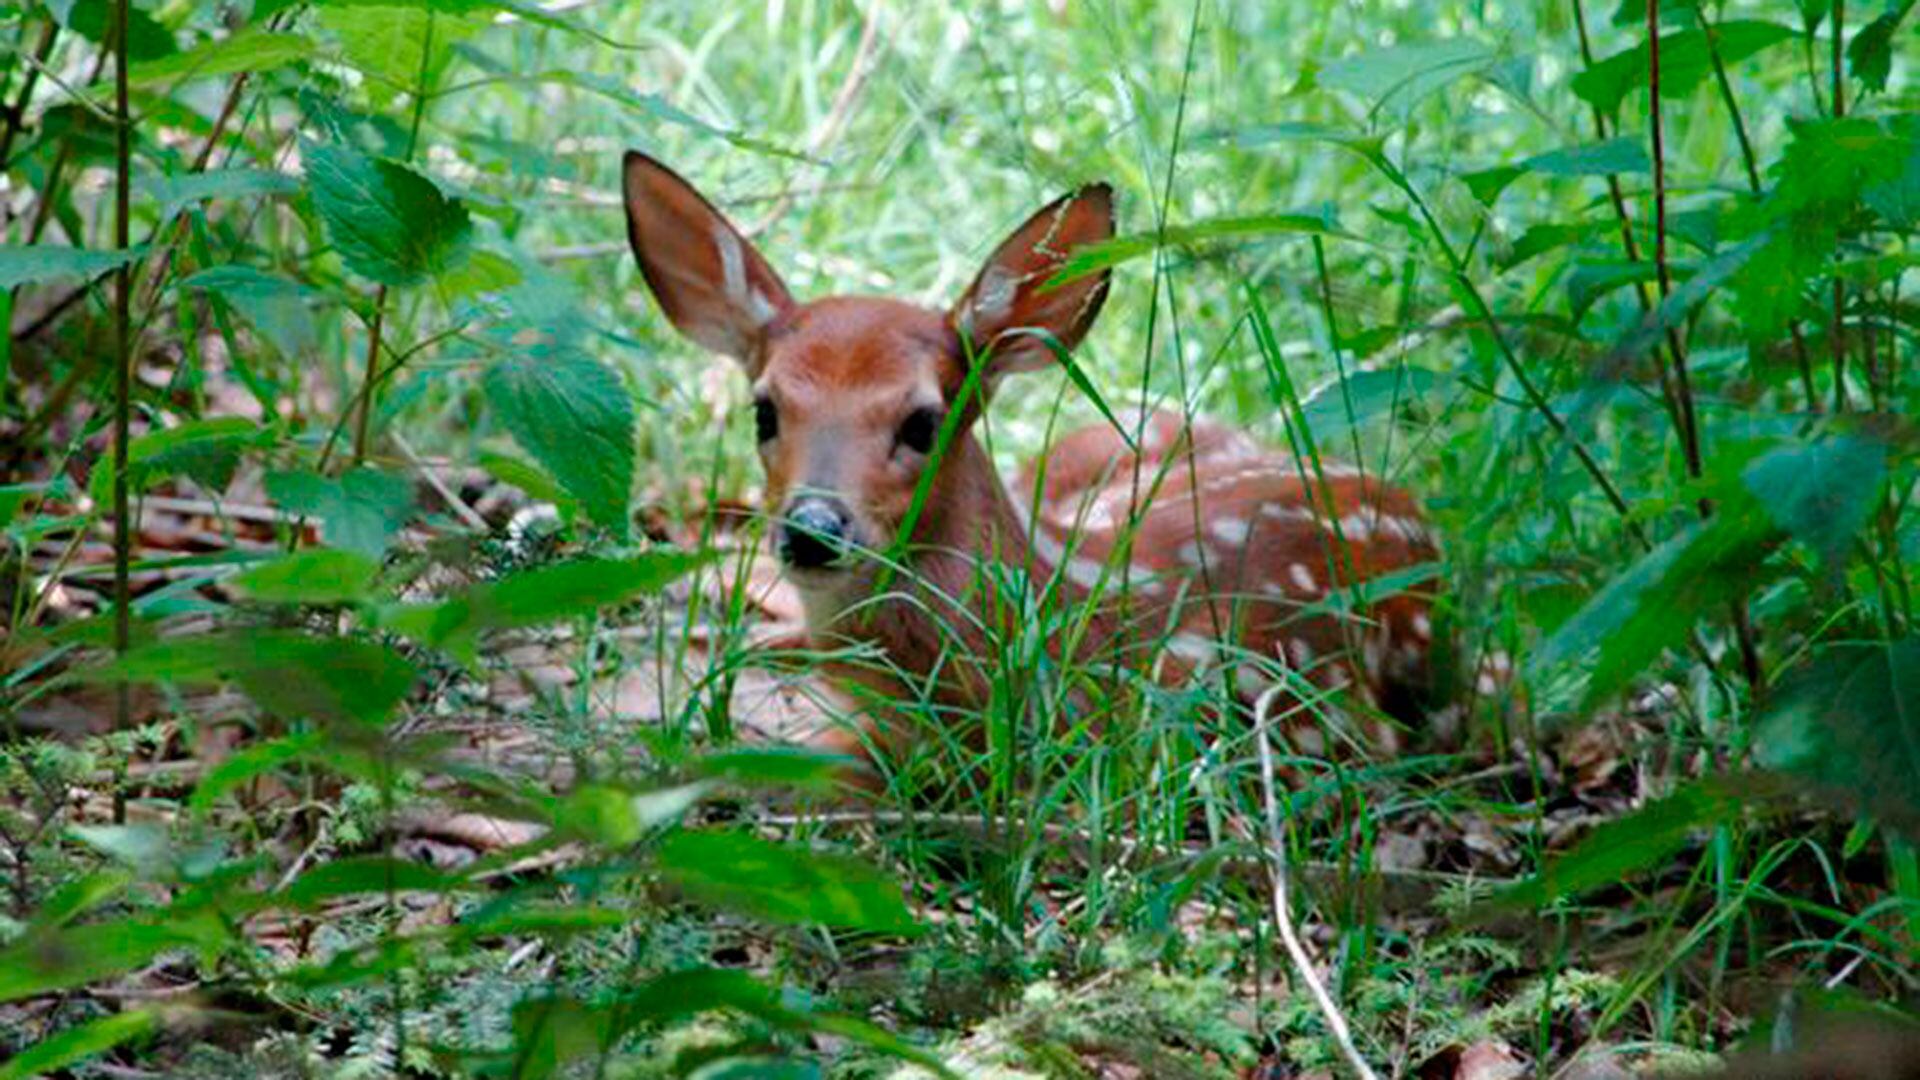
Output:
[
  {"xmin": 87, "ymin": 416, "xmax": 263, "ymax": 505},
  {"xmin": 657, "ymin": 829, "xmax": 920, "ymax": 934},
  {"xmin": 1319, "ymin": 38, "xmax": 1496, "ymax": 114},
  {"xmin": 482, "ymin": 346, "xmax": 634, "ymax": 534},
  {"xmin": 124, "ymin": 27, "xmax": 313, "ymax": 87},
  {"xmin": 185, "ymin": 264, "xmax": 317, "ymax": 357},
  {"xmin": 282, "ymin": 855, "xmax": 463, "ymax": 907},
  {"xmin": 1758, "ymin": 638, "xmax": 1920, "ymax": 839},
  {"xmin": 1741, "ymin": 435, "xmax": 1886, "ymax": 570},
  {"xmin": 229, "ymin": 548, "xmax": 381, "ymax": 605},
  {"xmin": 306, "ymin": 142, "xmax": 472, "ymax": 287},
  {"xmin": 318, "ymin": 4, "xmax": 490, "ymax": 107},
  {"xmin": 143, "ymin": 168, "xmax": 299, "ymax": 219},
  {"xmin": 382, "ymin": 552, "xmax": 707, "ymax": 658},
  {"xmin": 102, "ymin": 630, "xmax": 417, "ymax": 727},
  {"xmin": 1572, "ymin": 21, "xmax": 1795, "ymax": 115},
  {"xmin": 0, "ymin": 244, "xmax": 148, "ymax": 290},
  {"xmin": 0, "ymin": 1009, "xmax": 159, "ymax": 1080},
  {"xmin": 265, "ymin": 467, "xmax": 416, "ymax": 557}
]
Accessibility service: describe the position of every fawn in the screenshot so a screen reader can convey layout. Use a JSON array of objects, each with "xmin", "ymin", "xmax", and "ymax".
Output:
[{"xmin": 621, "ymin": 152, "xmax": 1439, "ymax": 779}]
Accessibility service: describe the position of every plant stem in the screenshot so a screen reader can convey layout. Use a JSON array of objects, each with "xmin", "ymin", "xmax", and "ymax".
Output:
[
  {"xmin": 0, "ymin": 20, "xmax": 56, "ymax": 176},
  {"xmin": 109, "ymin": 0, "xmax": 132, "ymax": 743},
  {"xmin": 1650, "ymin": 0, "xmax": 1765, "ymax": 695},
  {"xmin": 350, "ymin": 287, "xmax": 388, "ymax": 467},
  {"xmin": 1831, "ymin": 0, "xmax": 1851, "ymax": 413}
]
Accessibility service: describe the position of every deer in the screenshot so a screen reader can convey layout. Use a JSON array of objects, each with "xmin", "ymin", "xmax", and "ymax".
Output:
[{"xmin": 620, "ymin": 152, "xmax": 1440, "ymax": 786}]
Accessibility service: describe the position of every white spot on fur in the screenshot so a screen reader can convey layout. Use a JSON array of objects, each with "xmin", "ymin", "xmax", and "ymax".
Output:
[
  {"xmin": 1287, "ymin": 563, "xmax": 1317, "ymax": 592},
  {"xmin": 1062, "ymin": 556, "xmax": 1106, "ymax": 589},
  {"xmin": 1211, "ymin": 516, "xmax": 1250, "ymax": 544},
  {"xmin": 1411, "ymin": 612, "xmax": 1432, "ymax": 639},
  {"xmin": 1167, "ymin": 633, "xmax": 1215, "ymax": 664},
  {"xmin": 1286, "ymin": 637, "xmax": 1314, "ymax": 667},
  {"xmin": 1262, "ymin": 503, "xmax": 1318, "ymax": 524},
  {"xmin": 1176, "ymin": 541, "xmax": 1208, "ymax": 567}
]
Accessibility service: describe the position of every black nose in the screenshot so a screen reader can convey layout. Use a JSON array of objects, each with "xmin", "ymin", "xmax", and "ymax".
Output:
[{"xmin": 778, "ymin": 498, "xmax": 852, "ymax": 569}]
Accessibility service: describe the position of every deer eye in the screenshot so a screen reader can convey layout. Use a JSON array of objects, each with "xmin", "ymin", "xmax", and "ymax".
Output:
[
  {"xmin": 753, "ymin": 397, "xmax": 778, "ymax": 443},
  {"xmin": 897, "ymin": 407, "xmax": 941, "ymax": 455}
]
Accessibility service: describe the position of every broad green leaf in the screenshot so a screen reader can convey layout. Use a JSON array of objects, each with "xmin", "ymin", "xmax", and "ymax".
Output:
[
  {"xmin": 482, "ymin": 346, "xmax": 635, "ymax": 534},
  {"xmin": 229, "ymin": 548, "xmax": 381, "ymax": 605},
  {"xmin": 1299, "ymin": 367, "xmax": 1438, "ymax": 439},
  {"xmin": 1757, "ymin": 638, "xmax": 1920, "ymax": 839},
  {"xmin": 190, "ymin": 731, "xmax": 323, "ymax": 816},
  {"xmin": 1490, "ymin": 778, "xmax": 1758, "ymax": 909},
  {"xmin": 317, "ymin": 4, "xmax": 490, "ymax": 106},
  {"xmin": 282, "ymin": 855, "xmax": 463, "ymax": 907},
  {"xmin": 68, "ymin": 824, "xmax": 172, "ymax": 874},
  {"xmin": 545, "ymin": 781, "xmax": 710, "ymax": 846},
  {"xmin": 1741, "ymin": 435, "xmax": 1886, "ymax": 570},
  {"xmin": 87, "ymin": 416, "xmax": 264, "ymax": 506},
  {"xmin": 266, "ymin": 467, "xmax": 416, "ymax": 557},
  {"xmin": 29, "ymin": 871, "xmax": 133, "ymax": 931},
  {"xmin": 1566, "ymin": 260, "xmax": 1661, "ymax": 320},
  {"xmin": 1773, "ymin": 116, "xmax": 1910, "ymax": 215},
  {"xmin": 312, "ymin": 0, "xmax": 633, "ymax": 48},
  {"xmin": 382, "ymin": 552, "xmax": 707, "ymax": 657},
  {"xmin": 185, "ymin": 265, "xmax": 317, "ymax": 357},
  {"xmin": 104, "ymin": 630, "xmax": 418, "ymax": 726},
  {"xmin": 0, "ymin": 244, "xmax": 147, "ymax": 290},
  {"xmin": 1319, "ymin": 39, "xmax": 1496, "ymax": 114},
  {"xmin": 1572, "ymin": 21, "xmax": 1796, "ymax": 114},
  {"xmin": 657, "ymin": 829, "xmax": 920, "ymax": 934},
  {"xmin": 143, "ymin": 168, "xmax": 299, "ymax": 219},
  {"xmin": 1864, "ymin": 117, "xmax": 1920, "ymax": 228},
  {"xmin": 0, "ymin": 913, "xmax": 227, "ymax": 1003},
  {"xmin": 306, "ymin": 142, "xmax": 472, "ymax": 287},
  {"xmin": 1531, "ymin": 511, "xmax": 1773, "ymax": 712},
  {"xmin": 124, "ymin": 28, "xmax": 314, "ymax": 87},
  {"xmin": 1463, "ymin": 137, "xmax": 1651, "ymax": 205},
  {"xmin": 1846, "ymin": 7, "xmax": 1906, "ymax": 93},
  {"xmin": 56, "ymin": 0, "xmax": 175, "ymax": 61},
  {"xmin": 0, "ymin": 1009, "xmax": 159, "ymax": 1080},
  {"xmin": 1049, "ymin": 212, "xmax": 1353, "ymax": 287}
]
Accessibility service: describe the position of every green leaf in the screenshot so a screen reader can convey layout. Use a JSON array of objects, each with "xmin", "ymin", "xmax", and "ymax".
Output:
[
  {"xmin": 56, "ymin": 0, "xmax": 174, "ymax": 61},
  {"xmin": 1490, "ymin": 778, "xmax": 1757, "ymax": 909},
  {"xmin": 229, "ymin": 548, "xmax": 382, "ymax": 605},
  {"xmin": 482, "ymin": 346, "xmax": 635, "ymax": 534},
  {"xmin": 382, "ymin": 552, "xmax": 707, "ymax": 657},
  {"xmin": 0, "ymin": 1009, "xmax": 159, "ymax": 1080},
  {"xmin": 1758, "ymin": 639, "xmax": 1920, "ymax": 839},
  {"xmin": 1048, "ymin": 211, "xmax": 1354, "ymax": 287},
  {"xmin": 1319, "ymin": 39, "xmax": 1496, "ymax": 114},
  {"xmin": 265, "ymin": 467, "xmax": 416, "ymax": 557},
  {"xmin": 104, "ymin": 630, "xmax": 417, "ymax": 727},
  {"xmin": 0, "ymin": 913, "xmax": 226, "ymax": 1003},
  {"xmin": 68, "ymin": 824, "xmax": 172, "ymax": 874},
  {"xmin": 185, "ymin": 265, "xmax": 317, "ymax": 357},
  {"xmin": 143, "ymin": 168, "xmax": 299, "ymax": 219},
  {"xmin": 1846, "ymin": 7, "xmax": 1907, "ymax": 93},
  {"xmin": 1741, "ymin": 435, "xmax": 1886, "ymax": 570},
  {"xmin": 545, "ymin": 782, "xmax": 710, "ymax": 846},
  {"xmin": 190, "ymin": 731, "xmax": 324, "ymax": 816},
  {"xmin": 306, "ymin": 142, "xmax": 472, "ymax": 287},
  {"xmin": 1525, "ymin": 136, "xmax": 1650, "ymax": 177},
  {"xmin": 125, "ymin": 27, "xmax": 314, "ymax": 87},
  {"xmin": 282, "ymin": 855, "xmax": 463, "ymax": 907},
  {"xmin": 317, "ymin": 4, "xmax": 489, "ymax": 105},
  {"xmin": 1572, "ymin": 21, "xmax": 1796, "ymax": 115},
  {"xmin": 1299, "ymin": 366, "xmax": 1438, "ymax": 438},
  {"xmin": 0, "ymin": 244, "xmax": 148, "ymax": 290},
  {"xmin": 656, "ymin": 829, "xmax": 921, "ymax": 934},
  {"xmin": 1531, "ymin": 512, "xmax": 1774, "ymax": 712},
  {"xmin": 87, "ymin": 416, "xmax": 264, "ymax": 505},
  {"xmin": 1864, "ymin": 117, "xmax": 1920, "ymax": 228},
  {"xmin": 696, "ymin": 747, "xmax": 854, "ymax": 791}
]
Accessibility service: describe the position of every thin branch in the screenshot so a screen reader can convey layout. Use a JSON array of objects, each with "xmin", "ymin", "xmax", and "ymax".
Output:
[
  {"xmin": 1831, "ymin": 0, "xmax": 1851, "ymax": 413},
  {"xmin": 1251, "ymin": 685, "xmax": 1381, "ymax": 1080},
  {"xmin": 109, "ymin": 0, "xmax": 132, "ymax": 750}
]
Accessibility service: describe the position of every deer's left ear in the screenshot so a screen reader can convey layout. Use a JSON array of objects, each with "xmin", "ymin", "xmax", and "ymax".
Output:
[{"xmin": 950, "ymin": 183, "xmax": 1114, "ymax": 378}]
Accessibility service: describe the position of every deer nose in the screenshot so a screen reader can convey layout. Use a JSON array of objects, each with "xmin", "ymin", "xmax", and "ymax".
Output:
[{"xmin": 778, "ymin": 496, "xmax": 853, "ymax": 569}]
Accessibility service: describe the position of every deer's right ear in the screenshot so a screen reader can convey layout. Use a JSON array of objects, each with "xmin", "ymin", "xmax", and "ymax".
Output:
[{"xmin": 622, "ymin": 151, "xmax": 794, "ymax": 371}]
